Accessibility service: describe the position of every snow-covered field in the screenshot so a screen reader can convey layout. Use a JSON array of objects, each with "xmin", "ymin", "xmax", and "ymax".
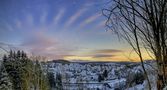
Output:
[{"xmin": 43, "ymin": 60, "xmax": 157, "ymax": 90}]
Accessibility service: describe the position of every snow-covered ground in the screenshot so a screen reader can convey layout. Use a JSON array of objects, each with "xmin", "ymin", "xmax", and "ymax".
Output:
[{"xmin": 43, "ymin": 60, "xmax": 157, "ymax": 90}]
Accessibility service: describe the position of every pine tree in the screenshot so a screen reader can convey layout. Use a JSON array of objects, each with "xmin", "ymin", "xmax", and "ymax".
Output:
[
  {"xmin": 98, "ymin": 74, "xmax": 104, "ymax": 82},
  {"xmin": 2, "ymin": 55, "xmax": 7, "ymax": 63},
  {"xmin": 55, "ymin": 74, "xmax": 63, "ymax": 90},
  {"xmin": 47, "ymin": 72, "xmax": 56, "ymax": 88},
  {"xmin": 8, "ymin": 50, "xmax": 13, "ymax": 58},
  {"xmin": 3, "ymin": 50, "xmax": 23, "ymax": 90},
  {"xmin": 0, "ymin": 64, "xmax": 12, "ymax": 90},
  {"xmin": 103, "ymin": 69, "xmax": 108, "ymax": 78},
  {"xmin": 3, "ymin": 50, "xmax": 50, "ymax": 90},
  {"xmin": 13, "ymin": 51, "xmax": 16, "ymax": 59},
  {"xmin": 16, "ymin": 50, "xmax": 21, "ymax": 58}
]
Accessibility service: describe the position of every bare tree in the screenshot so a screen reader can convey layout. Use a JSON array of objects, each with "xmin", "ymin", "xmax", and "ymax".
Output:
[{"xmin": 103, "ymin": 0, "xmax": 167, "ymax": 89}]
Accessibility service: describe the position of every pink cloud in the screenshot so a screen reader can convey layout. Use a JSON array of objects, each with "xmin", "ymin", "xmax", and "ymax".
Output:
[{"xmin": 21, "ymin": 32, "xmax": 77, "ymax": 60}]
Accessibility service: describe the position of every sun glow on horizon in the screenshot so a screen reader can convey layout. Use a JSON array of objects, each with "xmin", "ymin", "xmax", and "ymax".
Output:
[{"xmin": 0, "ymin": 0, "xmax": 154, "ymax": 62}]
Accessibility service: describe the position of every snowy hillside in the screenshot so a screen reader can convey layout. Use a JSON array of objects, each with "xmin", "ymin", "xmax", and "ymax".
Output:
[{"xmin": 43, "ymin": 60, "xmax": 157, "ymax": 90}]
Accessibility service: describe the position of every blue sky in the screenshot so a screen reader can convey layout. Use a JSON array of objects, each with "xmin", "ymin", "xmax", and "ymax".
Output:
[{"xmin": 0, "ymin": 0, "xmax": 136, "ymax": 61}]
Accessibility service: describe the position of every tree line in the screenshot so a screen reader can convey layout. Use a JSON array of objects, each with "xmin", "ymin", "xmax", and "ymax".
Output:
[{"xmin": 0, "ymin": 50, "xmax": 63, "ymax": 90}]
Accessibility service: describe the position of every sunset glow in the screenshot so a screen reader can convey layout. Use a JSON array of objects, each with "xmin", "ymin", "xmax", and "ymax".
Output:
[{"xmin": 0, "ymin": 0, "xmax": 151, "ymax": 61}]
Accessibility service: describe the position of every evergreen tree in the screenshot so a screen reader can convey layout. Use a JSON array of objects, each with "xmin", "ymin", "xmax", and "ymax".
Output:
[
  {"xmin": 3, "ymin": 50, "xmax": 50, "ymax": 90},
  {"xmin": 47, "ymin": 72, "xmax": 56, "ymax": 88},
  {"xmin": 0, "ymin": 64, "xmax": 12, "ymax": 90},
  {"xmin": 55, "ymin": 74, "xmax": 63, "ymax": 90},
  {"xmin": 135, "ymin": 70, "xmax": 145, "ymax": 84},
  {"xmin": 13, "ymin": 51, "xmax": 16, "ymax": 59},
  {"xmin": 2, "ymin": 55, "xmax": 7, "ymax": 63},
  {"xmin": 98, "ymin": 74, "xmax": 104, "ymax": 82},
  {"xmin": 21, "ymin": 51, "xmax": 27, "ymax": 59},
  {"xmin": 3, "ymin": 51, "xmax": 22, "ymax": 90},
  {"xmin": 16, "ymin": 50, "xmax": 21, "ymax": 58},
  {"xmin": 103, "ymin": 69, "xmax": 108, "ymax": 78},
  {"xmin": 8, "ymin": 50, "xmax": 13, "ymax": 58}
]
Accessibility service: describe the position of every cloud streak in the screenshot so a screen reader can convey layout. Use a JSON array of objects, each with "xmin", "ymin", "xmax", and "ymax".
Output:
[
  {"xmin": 94, "ymin": 49, "xmax": 122, "ymax": 54},
  {"xmin": 53, "ymin": 8, "xmax": 65, "ymax": 25},
  {"xmin": 0, "ymin": 42, "xmax": 20, "ymax": 53},
  {"xmin": 94, "ymin": 20, "xmax": 106, "ymax": 29},
  {"xmin": 78, "ymin": 13, "xmax": 101, "ymax": 29},
  {"xmin": 92, "ymin": 54, "xmax": 115, "ymax": 58},
  {"xmin": 64, "ymin": 49, "xmax": 123, "ymax": 61},
  {"xmin": 64, "ymin": 8, "xmax": 87, "ymax": 28},
  {"xmin": 90, "ymin": 49, "xmax": 122, "ymax": 59}
]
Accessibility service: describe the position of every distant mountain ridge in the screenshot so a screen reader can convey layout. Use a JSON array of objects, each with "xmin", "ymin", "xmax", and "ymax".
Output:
[
  {"xmin": 50, "ymin": 59, "xmax": 70, "ymax": 63},
  {"xmin": 47, "ymin": 59, "xmax": 154, "ymax": 65}
]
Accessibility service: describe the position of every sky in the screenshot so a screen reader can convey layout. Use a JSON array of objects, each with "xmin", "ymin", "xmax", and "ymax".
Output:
[{"xmin": 0, "ymin": 0, "xmax": 151, "ymax": 62}]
